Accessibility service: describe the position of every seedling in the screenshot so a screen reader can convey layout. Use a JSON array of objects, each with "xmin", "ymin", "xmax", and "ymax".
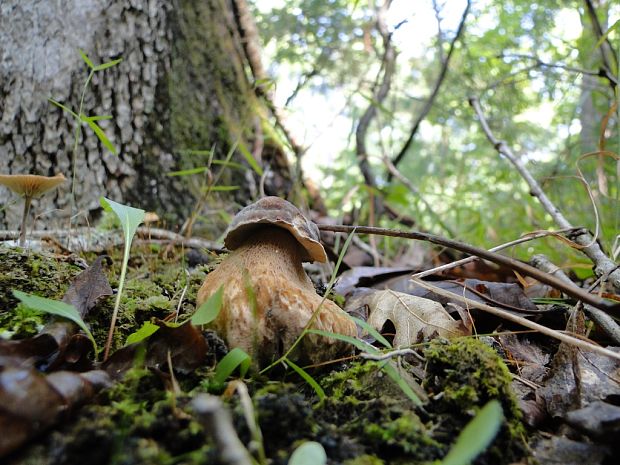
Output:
[
  {"xmin": 100, "ymin": 197, "xmax": 145, "ymax": 360},
  {"xmin": 48, "ymin": 50, "xmax": 121, "ymax": 220}
]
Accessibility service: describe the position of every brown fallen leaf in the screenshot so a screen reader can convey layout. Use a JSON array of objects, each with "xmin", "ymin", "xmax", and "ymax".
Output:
[
  {"xmin": 103, "ymin": 320, "xmax": 209, "ymax": 379},
  {"xmin": 348, "ymin": 289, "xmax": 469, "ymax": 348},
  {"xmin": 0, "ymin": 367, "xmax": 111, "ymax": 457},
  {"xmin": 62, "ymin": 255, "xmax": 113, "ymax": 317}
]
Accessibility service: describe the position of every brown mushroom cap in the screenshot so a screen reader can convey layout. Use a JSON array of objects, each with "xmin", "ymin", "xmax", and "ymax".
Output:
[
  {"xmin": 0, "ymin": 173, "xmax": 66, "ymax": 198},
  {"xmin": 224, "ymin": 196, "xmax": 327, "ymax": 263}
]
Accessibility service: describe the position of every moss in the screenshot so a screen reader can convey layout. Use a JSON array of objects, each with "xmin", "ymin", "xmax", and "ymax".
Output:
[
  {"xmin": 319, "ymin": 361, "xmax": 444, "ymax": 464},
  {"xmin": 343, "ymin": 455, "xmax": 385, "ymax": 465},
  {"xmin": 0, "ymin": 247, "xmax": 82, "ymax": 311},
  {"xmin": 0, "ymin": 302, "xmax": 45, "ymax": 339},
  {"xmin": 423, "ymin": 337, "xmax": 527, "ymax": 464}
]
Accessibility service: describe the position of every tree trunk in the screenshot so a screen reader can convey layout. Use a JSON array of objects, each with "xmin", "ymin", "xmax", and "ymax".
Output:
[{"xmin": 0, "ymin": 0, "xmax": 290, "ymax": 232}]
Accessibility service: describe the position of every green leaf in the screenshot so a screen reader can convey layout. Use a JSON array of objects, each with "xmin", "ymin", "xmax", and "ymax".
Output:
[
  {"xmin": 93, "ymin": 58, "xmax": 123, "ymax": 72},
  {"xmin": 212, "ymin": 348, "xmax": 251, "ymax": 386},
  {"xmin": 125, "ymin": 321, "xmax": 160, "ymax": 345},
  {"xmin": 190, "ymin": 286, "xmax": 224, "ymax": 326},
  {"xmin": 284, "ymin": 358, "xmax": 325, "ymax": 402},
  {"xmin": 237, "ymin": 141, "xmax": 264, "ymax": 175},
  {"xmin": 440, "ymin": 400, "xmax": 504, "ymax": 465},
  {"xmin": 48, "ymin": 98, "xmax": 78, "ymax": 119},
  {"xmin": 351, "ymin": 316, "xmax": 392, "ymax": 349},
  {"xmin": 13, "ymin": 290, "xmax": 97, "ymax": 352},
  {"xmin": 288, "ymin": 441, "xmax": 327, "ymax": 465},
  {"xmin": 100, "ymin": 197, "xmax": 146, "ymax": 243},
  {"xmin": 79, "ymin": 49, "xmax": 95, "ymax": 69},
  {"xmin": 84, "ymin": 118, "xmax": 117, "ymax": 155}
]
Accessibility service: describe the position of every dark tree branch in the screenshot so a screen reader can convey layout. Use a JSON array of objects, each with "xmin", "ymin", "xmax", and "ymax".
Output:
[
  {"xmin": 469, "ymin": 96, "xmax": 620, "ymax": 292},
  {"xmin": 355, "ymin": 0, "xmax": 396, "ymax": 191},
  {"xmin": 317, "ymin": 223, "xmax": 620, "ymax": 315},
  {"xmin": 583, "ymin": 0, "xmax": 618, "ymax": 92},
  {"xmin": 498, "ymin": 52, "xmax": 618, "ymax": 86},
  {"xmin": 390, "ymin": 0, "xmax": 470, "ymax": 171}
]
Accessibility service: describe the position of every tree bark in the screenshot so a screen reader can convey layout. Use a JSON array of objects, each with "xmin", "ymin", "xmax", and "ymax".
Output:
[{"xmin": 0, "ymin": 0, "xmax": 287, "ymax": 231}]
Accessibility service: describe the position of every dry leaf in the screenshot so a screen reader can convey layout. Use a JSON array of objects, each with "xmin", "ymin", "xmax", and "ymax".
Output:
[{"xmin": 361, "ymin": 289, "xmax": 469, "ymax": 347}]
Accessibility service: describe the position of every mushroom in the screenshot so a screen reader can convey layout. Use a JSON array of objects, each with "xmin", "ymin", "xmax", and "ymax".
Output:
[
  {"xmin": 0, "ymin": 173, "xmax": 66, "ymax": 246},
  {"xmin": 196, "ymin": 196, "xmax": 356, "ymax": 366}
]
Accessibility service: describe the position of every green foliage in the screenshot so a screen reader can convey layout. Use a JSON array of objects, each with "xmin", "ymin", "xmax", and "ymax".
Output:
[
  {"xmin": 288, "ymin": 441, "xmax": 327, "ymax": 465},
  {"xmin": 190, "ymin": 286, "xmax": 224, "ymax": 326},
  {"xmin": 257, "ymin": 0, "xmax": 619, "ymax": 269},
  {"xmin": 438, "ymin": 400, "xmax": 504, "ymax": 465},
  {"xmin": 100, "ymin": 197, "xmax": 146, "ymax": 358},
  {"xmin": 211, "ymin": 347, "xmax": 252, "ymax": 389},
  {"xmin": 125, "ymin": 321, "xmax": 160, "ymax": 346},
  {"xmin": 12, "ymin": 290, "xmax": 97, "ymax": 352}
]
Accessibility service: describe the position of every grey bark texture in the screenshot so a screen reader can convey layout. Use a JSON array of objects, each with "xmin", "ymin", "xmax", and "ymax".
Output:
[{"xmin": 0, "ymin": 0, "xmax": 289, "ymax": 231}]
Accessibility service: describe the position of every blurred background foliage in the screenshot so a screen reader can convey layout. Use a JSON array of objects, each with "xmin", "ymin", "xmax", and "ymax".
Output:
[{"xmin": 252, "ymin": 0, "xmax": 618, "ymax": 272}]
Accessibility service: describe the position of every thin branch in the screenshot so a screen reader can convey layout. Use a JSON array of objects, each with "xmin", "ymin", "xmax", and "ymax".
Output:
[
  {"xmin": 583, "ymin": 0, "xmax": 618, "ymax": 88},
  {"xmin": 530, "ymin": 254, "xmax": 620, "ymax": 344},
  {"xmin": 390, "ymin": 0, "xmax": 471, "ymax": 170},
  {"xmin": 498, "ymin": 53, "xmax": 618, "ymax": 86},
  {"xmin": 316, "ymin": 223, "xmax": 620, "ymax": 314},
  {"xmin": 468, "ymin": 97, "xmax": 620, "ymax": 292},
  {"xmin": 356, "ymin": 0, "xmax": 396, "ymax": 191},
  {"xmin": 412, "ymin": 228, "xmax": 578, "ymax": 279},
  {"xmin": 411, "ymin": 278, "xmax": 620, "ymax": 362}
]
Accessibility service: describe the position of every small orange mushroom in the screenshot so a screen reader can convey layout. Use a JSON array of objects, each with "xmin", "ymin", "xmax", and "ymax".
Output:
[
  {"xmin": 0, "ymin": 173, "xmax": 66, "ymax": 246},
  {"xmin": 196, "ymin": 196, "xmax": 356, "ymax": 366}
]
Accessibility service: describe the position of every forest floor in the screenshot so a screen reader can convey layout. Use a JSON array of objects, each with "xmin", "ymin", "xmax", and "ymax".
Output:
[{"xmin": 0, "ymin": 238, "xmax": 616, "ymax": 465}]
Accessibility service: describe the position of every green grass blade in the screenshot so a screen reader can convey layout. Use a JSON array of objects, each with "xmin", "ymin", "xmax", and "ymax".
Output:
[
  {"xmin": 237, "ymin": 140, "xmax": 263, "ymax": 175},
  {"xmin": 350, "ymin": 316, "xmax": 392, "ymax": 349},
  {"xmin": 307, "ymin": 329, "xmax": 379, "ymax": 354},
  {"xmin": 13, "ymin": 290, "xmax": 97, "ymax": 352},
  {"xmin": 288, "ymin": 441, "xmax": 327, "ymax": 465},
  {"xmin": 93, "ymin": 58, "xmax": 123, "ymax": 71},
  {"xmin": 212, "ymin": 347, "xmax": 251, "ymax": 386},
  {"xmin": 284, "ymin": 358, "xmax": 325, "ymax": 402},
  {"xmin": 167, "ymin": 167, "xmax": 209, "ymax": 177},
  {"xmin": 48, "ymin": 98, "xmax": 78, "ymax": 119},
  {"xmin": 78, "ymin": 49, "xmax": 95, "ymax": 69},
  {"xmin": 203, "ymin": 185, "xmax": 240, "ymax": 192},
  {"xmin": 84, "ymin": 118, "xmax": 117, "ymax": 155},
  {"xmin": 381, "ymin": 361, "xmax": 423, "ymax": 406},
  {"xmin": 190, "ymin": 286, "xmax": 224, "ymax": 326},
  {"xmin": 440, "ymin": 400, "xmax": 504, "ymax": 465}
]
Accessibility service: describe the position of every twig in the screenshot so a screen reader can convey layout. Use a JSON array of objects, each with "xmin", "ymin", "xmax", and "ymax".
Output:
[
  {"xmin": 361, "ymin": 348, "xmax": 417, "ymax": 361},
  {"xmin": 390, "ymin": 0, "xmax": 471, "ymax": 170},
  {"xmin": 411, "ymin": 278, "xmax": 620, "ymax": 362},
  {"xmin": 356, "ymin": 0, "xmax": 396, "ymax": 196},
  {"xmin": 469, "ymin": 97, "xmax": 620, "ymax": 292},
  {"xmin": 413, "ymin": 228, "xmax": 577, "ymax": 279},
  {"xmin": 316, "ymin": 223, "xmax": 619, "ymax": 314},
  {"xmin": 530, "ymin": 254, "xmax": 620, "ymax": 344},
  {"xmin": 0, "ymin": 227, "xmax": 223, "ymax": 253},
  {"xmin": 191, "ymin": 394, "xmax": 253, "ymax": 465}
]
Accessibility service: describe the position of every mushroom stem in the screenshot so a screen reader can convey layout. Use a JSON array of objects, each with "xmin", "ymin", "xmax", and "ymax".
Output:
[{"xmin": 19, "ymin": 196, "xmax": 33, "ymax": 247}]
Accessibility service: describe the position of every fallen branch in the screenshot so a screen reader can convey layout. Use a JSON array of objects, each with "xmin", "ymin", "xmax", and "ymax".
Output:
[
  {"xmin": 411, "ymin": 278, "xmax": 620, "ymax": 362},
  {"xmin": 317, "ymin": 223, "xmax": 619, "ymax": 314},
  {"xmin": 469, "ymin": 97, "xmax": 620, "ymax": 292}
]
